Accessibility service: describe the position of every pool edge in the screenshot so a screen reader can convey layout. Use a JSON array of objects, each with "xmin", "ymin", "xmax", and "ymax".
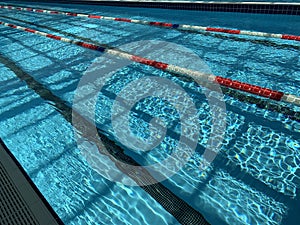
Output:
[
  {"xmin": 7, "ymin": 0, "xmax": 300, "ymax": 15},
  {"xmin": 0, "ymin": 138, "xmax": 64, "ymax": 225}
]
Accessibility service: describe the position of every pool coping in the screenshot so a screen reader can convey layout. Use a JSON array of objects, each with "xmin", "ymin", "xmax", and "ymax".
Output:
[
  {"xmin": 8, "ymin": 0, "xmax": 300, "ymax": 15},
  {"xmin": 0, "ymin": 139, "xmax": 64, "ymax": 225}
]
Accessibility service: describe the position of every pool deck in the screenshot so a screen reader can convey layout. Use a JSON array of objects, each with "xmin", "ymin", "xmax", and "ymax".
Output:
[{"xmin": 0, "ymin": 139, "xmax": 63, "ymax": 225}]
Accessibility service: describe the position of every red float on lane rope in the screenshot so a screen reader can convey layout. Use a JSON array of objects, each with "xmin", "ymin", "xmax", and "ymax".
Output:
[
  {"xmin": 115, "ymin": 18, "xmax": 132, "ymax": 22},
  {"xmin": 282, "ymin": 34, "xmax": 300, "ymax": 41},
  {"xmin": 214, "ymin": 76, "xmax": 284, "ymax": 100}
]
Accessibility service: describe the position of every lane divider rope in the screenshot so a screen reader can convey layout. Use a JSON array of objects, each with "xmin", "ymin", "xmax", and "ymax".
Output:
[
  {"xmin": 1, "ymin": 5, "xmax": 300, "ymax": 42},
  {"xmin": 0, "ymin": 20, "xmax": 299, "ymax": 107}
]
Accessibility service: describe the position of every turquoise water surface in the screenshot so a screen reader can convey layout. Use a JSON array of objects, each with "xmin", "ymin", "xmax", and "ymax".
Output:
[{"xmin": 0, "ymin": 2, "xmax": 299, "ymax": 225}]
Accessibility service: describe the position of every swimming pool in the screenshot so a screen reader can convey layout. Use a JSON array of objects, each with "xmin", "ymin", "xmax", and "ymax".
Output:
[{"xmin": 0, "ymin": 1, "xmax": 299, "ymax": 225}]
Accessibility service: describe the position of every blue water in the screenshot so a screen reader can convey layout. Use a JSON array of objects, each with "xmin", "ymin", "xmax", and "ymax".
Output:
[{"xmin": 0, "ymin": 2, "xmax": 300, "ymax": 225}]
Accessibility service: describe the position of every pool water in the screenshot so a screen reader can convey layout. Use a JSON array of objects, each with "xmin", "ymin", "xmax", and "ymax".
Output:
[{"xmin": 0, "ymin": 1, "xmax": 299, "ymax": 225}]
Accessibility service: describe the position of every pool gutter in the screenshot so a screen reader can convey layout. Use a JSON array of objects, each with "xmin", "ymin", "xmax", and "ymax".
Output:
[
  {"xmin": 0, "ymin": 139, "xmax": 64, "ymax": 225},
  {"xmin": 8, "ymin": 0, "xmax": 300, "ymax": 15}
]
